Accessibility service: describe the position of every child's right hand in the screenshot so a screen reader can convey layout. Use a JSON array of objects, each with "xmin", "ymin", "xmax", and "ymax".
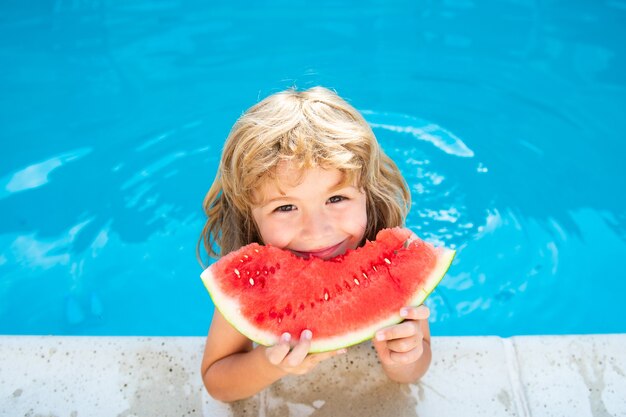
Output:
[{"xmin": 263, "ymin": 330, "xmax": 347, "ymax": 375}]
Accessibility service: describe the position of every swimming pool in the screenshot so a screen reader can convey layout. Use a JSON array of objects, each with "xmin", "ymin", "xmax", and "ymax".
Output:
[{"xmin": 1, "ymin": 0, "xmax": 625, "ymax": 337}]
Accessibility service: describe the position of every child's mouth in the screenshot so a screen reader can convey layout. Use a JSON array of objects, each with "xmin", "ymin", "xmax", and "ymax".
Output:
[{"xmin": 291, "ymin": 241, "xmax": 345, "ymax": 260}]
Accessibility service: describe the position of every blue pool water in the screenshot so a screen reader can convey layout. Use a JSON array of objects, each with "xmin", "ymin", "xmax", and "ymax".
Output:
[{"xmin": 1, "ymin": 1, "xmax": 625, "ymax": 337}]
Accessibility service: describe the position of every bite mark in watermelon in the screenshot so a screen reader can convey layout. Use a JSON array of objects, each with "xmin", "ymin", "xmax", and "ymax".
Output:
[{"xmin": 201, "ymin": 227, "xmax": 455, "ymax": 352}]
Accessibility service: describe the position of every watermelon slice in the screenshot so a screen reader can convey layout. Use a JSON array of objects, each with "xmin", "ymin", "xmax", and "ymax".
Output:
[{"xmin": 201, "ymin": 228, "xmax": 455, "ymax": 352}]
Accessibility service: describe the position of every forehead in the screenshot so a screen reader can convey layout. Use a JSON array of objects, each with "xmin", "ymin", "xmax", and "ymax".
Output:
[{"xmin": 252, "ymin": 162, "xmax": 353, "ymax": 204}]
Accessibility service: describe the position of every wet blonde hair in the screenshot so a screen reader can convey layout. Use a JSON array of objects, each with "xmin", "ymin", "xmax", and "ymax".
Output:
[{"xmin": 198, "ymin": 86, "xmax": 410, "ymax": 264}]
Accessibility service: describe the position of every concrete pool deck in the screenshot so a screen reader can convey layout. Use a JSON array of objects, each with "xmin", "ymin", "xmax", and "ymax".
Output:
[{"xmin": 0, "ymin": 334, "xmax": 624, "ymax": 416}]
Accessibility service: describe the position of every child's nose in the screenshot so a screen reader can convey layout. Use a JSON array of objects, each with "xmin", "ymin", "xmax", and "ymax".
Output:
[{"xmin": 301, "ymin": 208, "xmax": 330, "ymax": 238}]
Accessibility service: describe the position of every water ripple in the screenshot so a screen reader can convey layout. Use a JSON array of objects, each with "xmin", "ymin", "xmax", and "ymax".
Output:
[
  {"xmin": 0, "ymin": 148, "xmax": 91, "ymax": 200},
  {"xmin": 362, "ymin": 110, "xmax": 474, "ymax": 158}
]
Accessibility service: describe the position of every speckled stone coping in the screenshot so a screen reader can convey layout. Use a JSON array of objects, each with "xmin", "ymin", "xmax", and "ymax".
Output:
[{"xmin": 1, "ymin": 334, "xmax": 625, "ymax": 417}]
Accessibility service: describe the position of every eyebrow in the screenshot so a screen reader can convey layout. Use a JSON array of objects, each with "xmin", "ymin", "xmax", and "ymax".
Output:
[{"xmin": 261, "ymin": 179, "xmax": 354, "ymax": 205}]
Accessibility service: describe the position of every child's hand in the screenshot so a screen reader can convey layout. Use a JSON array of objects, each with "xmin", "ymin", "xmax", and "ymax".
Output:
[
  {"xmin": 264, "ymin": 330, "xmax": 346, "ymax": 375},
  {"xmin": 372, "ymin": 305, "xmax": 430, "ymax": 366}
]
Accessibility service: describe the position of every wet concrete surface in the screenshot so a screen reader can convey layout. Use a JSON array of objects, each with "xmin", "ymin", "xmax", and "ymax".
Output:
[{"xmin": 0, "ymin": 335, "xmax": 624, "ymax": 416}]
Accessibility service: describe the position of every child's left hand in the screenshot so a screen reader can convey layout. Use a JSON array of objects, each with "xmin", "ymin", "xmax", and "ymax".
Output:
[{"xmin": 372, "ymin": 305, "xmax": 430, "ymax": 366}]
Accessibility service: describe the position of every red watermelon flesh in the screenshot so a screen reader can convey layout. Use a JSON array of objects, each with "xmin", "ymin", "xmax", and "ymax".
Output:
[{"xmin": 201, "ymin": 227, "xmax": 455, "ymax": 352}]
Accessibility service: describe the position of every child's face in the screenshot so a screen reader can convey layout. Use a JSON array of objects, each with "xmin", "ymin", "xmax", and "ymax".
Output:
[{"xmin": 251, "ymin": 163, "xmax": 367, "ymax": 260}]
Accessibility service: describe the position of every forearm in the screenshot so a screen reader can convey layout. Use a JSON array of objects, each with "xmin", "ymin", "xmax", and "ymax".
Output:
[
  {"xmin": 381, "ymin": 339, "xmax": 432, "ymax": 384},
  {"xmin": 203, "ymin": 346, "xmax": 286, "ymax": 402}
]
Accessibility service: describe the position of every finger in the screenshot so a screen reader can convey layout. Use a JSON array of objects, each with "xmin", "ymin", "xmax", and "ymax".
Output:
[
  {"xmin": 267, "ymin": 333, "xmax": 292, "ymax": 361},
  {"xmin": 285, "ymin": 330, "xmax": 312, "ymax": 367},
  {"xmin": 372, "ymin": 338, "xmax": 392, "ymax": 364},
  {"xmin": 389, "ymin": 344, "xmax": 424, "ymax": 365},
  {"xmin": 386, "ymin": 336, "xmax": 420, "ymax": 353},
  {"xmin": 375, "ymin": 321, "xmax": 420, "ymax": 342},
  {"xmin": 400, "ymin": 305, "xmax": 430, "ymax": 321},
  {"xmin": 309, "ymin": 348, "xmax": 347, "ymax": 364},
  {"xmin": 265, "ymin": 332, "xmax": 292, "ymax": 365}
]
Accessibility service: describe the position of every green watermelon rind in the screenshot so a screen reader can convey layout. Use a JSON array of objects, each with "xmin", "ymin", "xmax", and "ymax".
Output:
[{"xmin": 200, "ymin": 243, "xmax": 455, "ymax": 353}]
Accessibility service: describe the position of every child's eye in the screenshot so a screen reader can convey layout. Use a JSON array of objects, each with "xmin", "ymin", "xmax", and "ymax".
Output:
[
  {"xmin": 328, "ymin": 195, "xmax": 346, "ymax": 204},
  {"xmin": 274, "ymin": 204, "xmax": 296, "ymax": 212}
]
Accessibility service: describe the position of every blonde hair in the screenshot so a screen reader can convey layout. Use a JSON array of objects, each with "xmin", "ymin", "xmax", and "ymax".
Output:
[{"xmin": 198, "ymin": 86, "xmax": 410, "ymax": 264}]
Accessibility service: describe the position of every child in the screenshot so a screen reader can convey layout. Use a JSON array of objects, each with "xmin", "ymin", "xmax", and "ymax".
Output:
[{"xmin": 198, "ymin": 86, "xmax": 432, "ymax": 402}]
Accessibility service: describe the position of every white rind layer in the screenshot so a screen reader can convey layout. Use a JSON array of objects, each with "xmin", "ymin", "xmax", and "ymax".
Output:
[
  {"xmin": 201, "ymin": 246, "xmax": 456, "ymax": 353},
  {"xmin": 408, "ymin": 247, "xmax": 456, "ymax": 306},
  {"xmin": 201, "ymin": 267, "xmax": 281, "ymax": 348}
]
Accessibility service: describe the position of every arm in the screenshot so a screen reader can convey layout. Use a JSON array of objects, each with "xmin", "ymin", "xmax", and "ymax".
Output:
[
  {"xmin": 201, "ymin": 310, "xmax": 345, "ymax": 402},
  {"xmin": 372, "ymin": 305, "xmax": 432, "ymax": 383},
  {"xmin": 200, "ymin": 311, "xmax": 285, "ymax": 401}
]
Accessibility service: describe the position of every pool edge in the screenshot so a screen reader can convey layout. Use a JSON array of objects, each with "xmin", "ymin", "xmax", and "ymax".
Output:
[{"xmin": 1, "ymin": 334, "xmax": 624, "ymax": 416}]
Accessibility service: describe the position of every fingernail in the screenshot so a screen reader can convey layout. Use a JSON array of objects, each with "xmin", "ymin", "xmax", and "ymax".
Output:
[
  {"xmin": 375, "ymin": 332, "xmax": 385, "ymax": 341},
  {"xmin": 281, "ymin": 333, "xmax": 291, "ymax": 343},
  {"xmin": 302, "ymin": 329, "xmax": 312, "ymax": 340},
  {"xmin": 400, "ymin": 308, "xmax": 409, "ymax": 317}
]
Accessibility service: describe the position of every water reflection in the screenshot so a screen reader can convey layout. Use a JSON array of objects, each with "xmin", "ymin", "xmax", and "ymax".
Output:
[
  {"xmin": 0, "ymin": 149, "xmax": 91, "ymax": 199},
  {"xmin": 363, "ymin": 111, "xmax": 474, "ymax": 157}
]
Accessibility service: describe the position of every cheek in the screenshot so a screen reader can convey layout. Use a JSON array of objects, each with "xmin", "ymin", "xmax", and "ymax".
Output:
[
  {"xmin": 345, "ymin": 200, "xmax": 368, "ymax": 240},
  {"xmin": 355, "ymin": 210, "xmax": 368, "ymax": 236},
  {"xmin": 252, "ymin": 209, "xmax": 276, "ymax": 246},
  {"xmin": 256, "ymin": 218, "xmax": 293, "ymax": 248}
]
